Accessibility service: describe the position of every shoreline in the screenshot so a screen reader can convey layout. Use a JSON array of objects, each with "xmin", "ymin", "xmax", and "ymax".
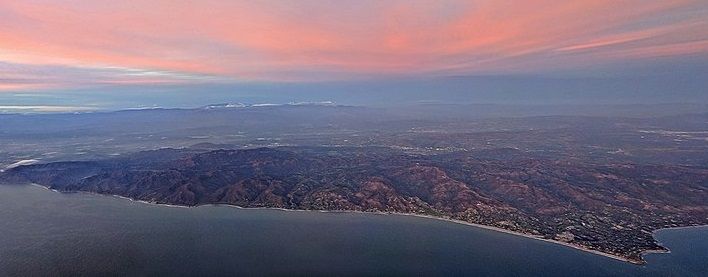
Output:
[
  {"xmin": 22, "ymin": 183, "xmax": 706, "ymax": 265},
  {"xmin": 375, "ymin": 212, "xmax": 644, "ymax": 264}
]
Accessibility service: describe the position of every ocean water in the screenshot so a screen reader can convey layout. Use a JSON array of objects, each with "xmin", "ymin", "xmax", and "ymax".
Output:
[{"xmin": 0, "ymin": 184, "xmax": 706, "ymax": 276}]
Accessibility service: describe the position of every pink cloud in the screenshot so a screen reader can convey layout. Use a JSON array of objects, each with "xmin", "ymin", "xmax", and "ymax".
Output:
[{"xmin": 0, "ymin": 0, "xmax": 706, "ymax": 90}]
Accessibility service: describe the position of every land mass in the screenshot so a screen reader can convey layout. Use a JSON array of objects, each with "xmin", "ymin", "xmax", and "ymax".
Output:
[{"xmin": 3, "ymin": 146, "xmax": 706, "ymax": 264}]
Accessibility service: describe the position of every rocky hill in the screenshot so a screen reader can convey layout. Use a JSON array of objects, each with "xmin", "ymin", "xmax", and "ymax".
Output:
[{"xmin": 3, "ymin": 146, "xmax": 707, "ymax": 264}]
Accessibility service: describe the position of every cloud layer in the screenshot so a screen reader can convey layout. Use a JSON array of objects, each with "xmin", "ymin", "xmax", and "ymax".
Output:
[{"xmin": 1, "ymin": 0, "xmax": 707, "ymax": 91}]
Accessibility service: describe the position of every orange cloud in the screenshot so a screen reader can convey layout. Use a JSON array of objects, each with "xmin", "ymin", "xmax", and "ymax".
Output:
[{"xmin": 0, "ymin": 0, "xmax": 706, "ymax": 90}]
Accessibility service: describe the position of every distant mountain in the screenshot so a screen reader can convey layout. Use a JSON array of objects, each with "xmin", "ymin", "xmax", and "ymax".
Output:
[
  {"xmin": 201, "ymin": 103, "xmax": 247, "ymax": 109},
  {"xmin": 200, "ymin": 101, "xmax": 337, "ymax": 110},
  {"xmin": 4, "ymin": 146, "xmax": 706, "ymax": 264}
]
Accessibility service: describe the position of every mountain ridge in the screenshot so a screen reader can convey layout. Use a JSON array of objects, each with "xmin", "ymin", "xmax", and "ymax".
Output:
[{"xmin": 3, "ymin": 146, "xmax": 706, "ymax": 264}]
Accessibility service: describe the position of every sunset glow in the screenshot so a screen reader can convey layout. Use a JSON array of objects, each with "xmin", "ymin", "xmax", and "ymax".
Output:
[{"xmin": 0, "ymin": 0, "xmax": 706, "ymax": 92}]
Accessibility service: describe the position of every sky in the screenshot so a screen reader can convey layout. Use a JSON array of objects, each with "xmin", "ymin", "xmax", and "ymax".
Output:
[{"xmin": 1, "ymin": 0, "xmax": 707, "ymax": 111}]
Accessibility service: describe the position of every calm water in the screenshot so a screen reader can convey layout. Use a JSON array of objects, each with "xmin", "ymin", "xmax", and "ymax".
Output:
[{"xmin": 0, "ymin": 184, "xmax": 706, "ymax": 276}]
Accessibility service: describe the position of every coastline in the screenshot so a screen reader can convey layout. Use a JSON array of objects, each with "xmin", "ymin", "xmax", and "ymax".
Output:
[
  {"xmin": 380, "ymin": 212, "xmax": 644, "ymax": 265},
  {"xmin": 639, "ymin": 225, "xmax": 708, "ymax": 258},
  {"xmin": 22, "ymin": 183, "xmax": 705, "ymax": 265}
]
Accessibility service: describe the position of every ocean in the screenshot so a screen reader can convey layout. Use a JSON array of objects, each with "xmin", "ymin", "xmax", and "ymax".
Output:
[{"xmin": 0, "ymin": 184, "xmax": 705, "ymax": 276}]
